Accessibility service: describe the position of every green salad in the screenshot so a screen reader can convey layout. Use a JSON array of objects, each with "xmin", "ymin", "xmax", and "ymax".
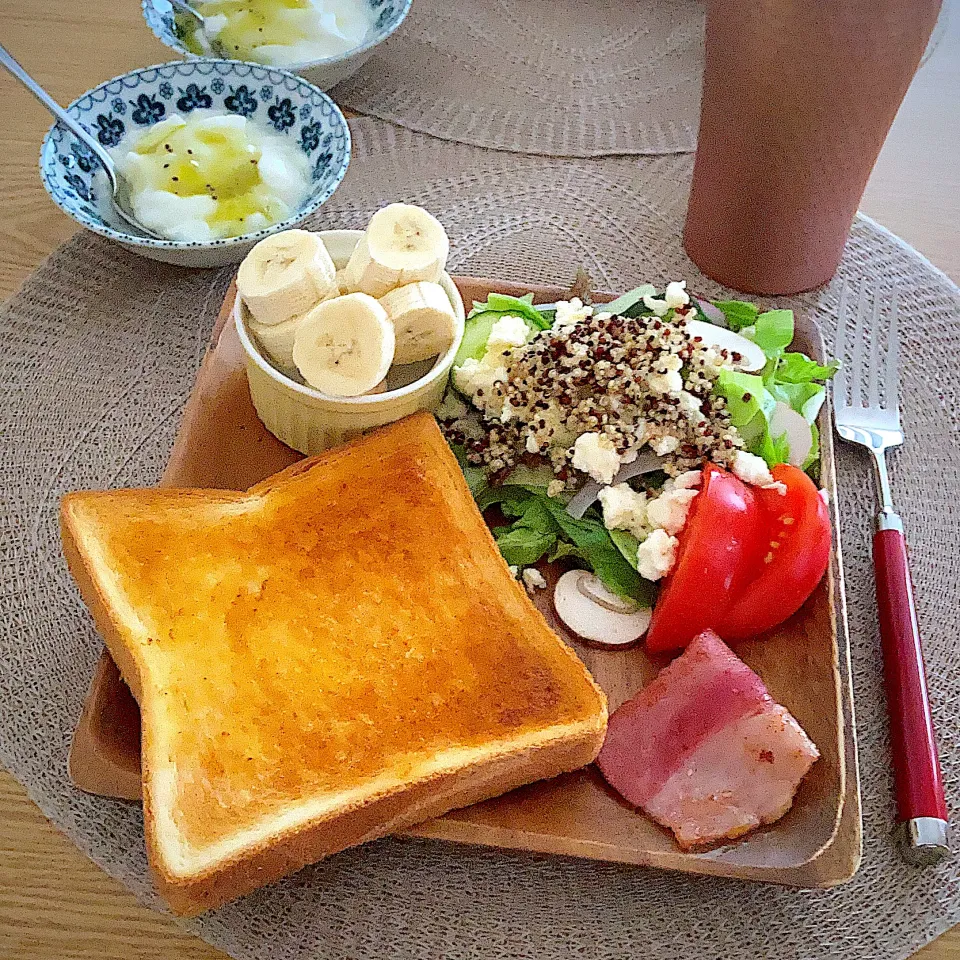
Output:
[{"xmin": 438, "ymin": 284, "xmax": 837, "ymax": 606}]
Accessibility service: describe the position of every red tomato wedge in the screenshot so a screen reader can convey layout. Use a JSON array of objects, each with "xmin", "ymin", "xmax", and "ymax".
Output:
[
  {"xmin": 718, "ymin": 464, "xmax": 831, "ymax": 640},
  {"xmin": 645, "ymin": 464, "xmax": 763, "ymax": 654}
]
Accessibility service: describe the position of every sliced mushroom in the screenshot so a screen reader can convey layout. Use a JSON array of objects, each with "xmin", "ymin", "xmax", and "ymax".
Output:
[
  {"xmin": 769, "ymin": 401, "xmax": 813, "ymax": 467},
  {"xmin": 553, "ymin": 570, "xmax": 652, "ymax": 648},
  {"xmin": 685, "ymin": 319, "xmax": 766, "ymax": 372}
]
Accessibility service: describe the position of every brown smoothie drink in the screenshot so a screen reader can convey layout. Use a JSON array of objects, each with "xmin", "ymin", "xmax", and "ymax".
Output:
[{"xmin": 683, "ymin": 0, "xmax": 943, "ymax": 295}]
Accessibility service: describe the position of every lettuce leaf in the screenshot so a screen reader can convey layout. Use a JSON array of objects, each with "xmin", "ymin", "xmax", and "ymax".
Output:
[
  {"xmin": 450, "ymin": 444, "xmax": 488, "ymax": 497},
  {"xmin": 775, "ymin": 352, "xmax": 840, "ymax": 383},
  {"xmin": 540, "ymin": 501, "xmax": 656, "ymax": 605},
  {"xmin": 715, "ymin": 338, "xmax": 835, "ymax": 470},
  {"xmin": 713, "ymin": 299, "xmax": 759, "ymax": 331},
  {"xmin": 478, "ymin": 485, "xmax": 654, "ymax": 604},
  {"xmin": 750, "ymin": 310, "xmax": 794, "ymax": 359},
  {"xmin": 468, "ymin": 292, "xmax": 552, "ymax": 330}
]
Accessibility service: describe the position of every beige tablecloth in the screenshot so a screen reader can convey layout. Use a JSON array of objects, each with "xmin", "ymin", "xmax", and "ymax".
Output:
[
  {"xmin": 335, "ymin": 0, "xmax": 704, "ymax": 156},
  {"xmin": 1, "ymin": 119, "xmax": 958, "ymax": 960}
]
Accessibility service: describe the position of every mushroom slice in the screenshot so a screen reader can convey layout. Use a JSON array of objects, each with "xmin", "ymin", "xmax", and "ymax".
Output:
[
  {"xmin": 553, "ymin": 570, "xmax": 652, "ymax": 648},
  {"xmin": 685, "ymin": 319, "xmax": 766, "ymax": 372}
]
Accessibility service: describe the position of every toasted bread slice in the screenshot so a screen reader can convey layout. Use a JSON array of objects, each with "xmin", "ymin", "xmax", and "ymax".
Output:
[{"xmin": 61, "ymin": 413, "xmax": 607, "ymax": 915}]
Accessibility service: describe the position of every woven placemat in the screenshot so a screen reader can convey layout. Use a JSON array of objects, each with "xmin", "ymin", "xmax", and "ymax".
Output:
[
  {"xmin": 333, "ymin": 0, "xmax": 704, "ymax": 156},
  {"xmin": 1, "ymin": 118, "xmax": 958, "ymax": 960}
]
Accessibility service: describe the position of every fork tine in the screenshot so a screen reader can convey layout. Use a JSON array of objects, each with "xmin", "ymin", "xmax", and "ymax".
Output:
[
  {"xmin": 867, "ymin": 289, "xmax": 882, "ymax": 409},
  {"xmin": 849, "ymin": 285, "xmax": 867, "ymax": 408},
  {"xmin": 834, "ymin": 282, "xmax": 849, "ymax": 408},
  {"xmin": 885, "ymin": 288, "xmax": 900, "ymax": 413}
]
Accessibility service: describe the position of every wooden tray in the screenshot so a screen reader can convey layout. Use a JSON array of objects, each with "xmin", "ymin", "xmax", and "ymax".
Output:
[{"xmin": 69, "ymin": 277, "xmax": 862, "ymax": 887}]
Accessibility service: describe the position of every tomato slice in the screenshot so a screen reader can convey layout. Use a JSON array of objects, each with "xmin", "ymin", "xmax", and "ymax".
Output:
[
  {"xmin": 645, "ymin": 464, "xmax": 764, "ymax": 653},
  {"xmin": 718, "ymin": 464, "xmax": 831, "ymax": 640}
]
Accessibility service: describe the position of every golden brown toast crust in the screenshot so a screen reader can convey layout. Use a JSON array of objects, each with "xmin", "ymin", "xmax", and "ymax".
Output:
[{"xmin": 61, "ymin": 413, "xmax": 606, "ymax": 916}]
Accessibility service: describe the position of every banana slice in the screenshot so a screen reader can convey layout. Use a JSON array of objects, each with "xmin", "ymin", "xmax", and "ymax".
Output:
[
  {"xmin": 334, "ymin": 268, "xmax": 350, "ymax": 295},
  {"xmin": 378, "ymin": 281, "xmax": 457, "ymax": 364},
  {"xmin": 248, "ymin": 313, "xmax": 304, "ymax": 379},
  {"xmin": 293, "ymin": 293, "xmax": 395, "ymax": 397},
  {"xmin": 237, "ymin": 229, "xmax": 337, "ymax": 326},
  {"xmin": 344, "ymin": 204, "xmax": 449, "ymax": 297}
]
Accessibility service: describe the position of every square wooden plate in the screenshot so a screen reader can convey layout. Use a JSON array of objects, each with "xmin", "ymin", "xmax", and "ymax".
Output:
[{"xmin": 68, "ymin": 277, "xmax": 862, "ymax": 887}]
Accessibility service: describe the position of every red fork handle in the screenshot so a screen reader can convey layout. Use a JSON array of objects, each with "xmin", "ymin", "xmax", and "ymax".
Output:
[{"xmin": 874, "ymin": 525, "xmax": 950, "ymax": 861}]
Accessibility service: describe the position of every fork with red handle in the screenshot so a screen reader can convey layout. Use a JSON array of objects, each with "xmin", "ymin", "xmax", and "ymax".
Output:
[{"xmin": 833, "ymin": 284, "xmax": 950, "ymax": 864}]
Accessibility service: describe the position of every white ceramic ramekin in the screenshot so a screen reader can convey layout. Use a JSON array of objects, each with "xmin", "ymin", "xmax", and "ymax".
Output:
[{"xmin": 235, "ymin": 230, "xmax": 465, "ymax": 455}]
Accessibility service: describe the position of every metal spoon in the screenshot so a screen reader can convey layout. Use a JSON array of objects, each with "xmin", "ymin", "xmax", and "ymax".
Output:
[
  {"xmin": 167, "ymin": 0, "xmax": 206, "ymax": 28},
  {"xmin": 167, "ymin": 0, "xmax": 229, "ymax": 57},
  {"xmin": 0, "ymin": 43, "xmax": 162, "ymax": 239}
]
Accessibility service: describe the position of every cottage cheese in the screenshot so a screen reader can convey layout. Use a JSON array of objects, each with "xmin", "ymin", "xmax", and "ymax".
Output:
[
  {"xmin": 108, "ymin": 111, "xmax": 310, "ymax": 242},
  {"xmin": 522, "ymin": 568, "xmax": 548, "ymax": 591},
  {"xmin": 599, "ymin": 483, "xmax": 649, "ymax": 539},
  {"xmin": 635, "ymin": 529, "xmax": 679, "ymax": 581},
  {"xmin": 664, "ymin": 280, "xmax": 691, "ymax": 309},
  {"xmin": 487, "ymin": 315, "xmax": 530, "ymax": 354},
  {"xmin": 572, "ymin": 432, "xmax": 621, "ymax": 484},
  {"xmin": 732, "ymin": 450, "xmax": 787, "ymax": 494},
  {"xmin": 645, "ymin": 486, "xmax": 698, "ymax": 536}
]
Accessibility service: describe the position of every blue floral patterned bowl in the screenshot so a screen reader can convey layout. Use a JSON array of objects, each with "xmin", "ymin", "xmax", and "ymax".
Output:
[
  {"xmin": 142, "ymin": 0, "xmax": 412, "ymax": 90},
  {"xmin": 40, "ymin": 60, "xmax": 351, "ymax": 268}
]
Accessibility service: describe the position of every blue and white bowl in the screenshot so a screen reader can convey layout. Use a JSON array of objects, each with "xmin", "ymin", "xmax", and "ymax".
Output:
[
  {"xmin": 142, "ymin": 0, "xmax": 412, "ymax": 90},
  {"xmin": 40, "ymin": 60, "xmax": 351, "ymax": 268}
]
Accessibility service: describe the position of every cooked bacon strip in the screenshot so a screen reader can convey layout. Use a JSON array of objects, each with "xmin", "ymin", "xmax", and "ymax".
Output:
[{"xmin": 596, "ymin": 630, "xmax": 819, "ymax": 849}]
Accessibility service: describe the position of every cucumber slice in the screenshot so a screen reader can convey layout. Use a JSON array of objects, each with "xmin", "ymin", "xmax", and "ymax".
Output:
[
  {"xmin": 602, "ymin": 284, "xmax": 656, "ymax": 318},
  {"xmin": 454, "ymin": 312, "xmax": 501, "ymax": 366},
  {"xmin": 454, "ymin": 311, "xmax": 539, "ymax": 367}
]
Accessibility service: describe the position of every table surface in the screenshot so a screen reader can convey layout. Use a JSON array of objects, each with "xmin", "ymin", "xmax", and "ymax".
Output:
[{"xmin": 1, "ymin": 2, "xmax": 958, "ymax": 958}]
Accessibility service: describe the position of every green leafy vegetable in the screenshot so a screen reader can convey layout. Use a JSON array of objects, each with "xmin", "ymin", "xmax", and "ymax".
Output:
[
  {"xmin": 468, "ymin": 292, "xmax": 552, "ymax": 330},
  {"xmin": 450, "ymin": 444, "xmax": 488, "ymax": 497},
  {"xmin": 715, "ymin": 370, "xmax": 776, "ymax": 429},
  {"xmin": 713, "ymin": 299, "xmax": 759, "ymax": 331},
  {"xmin": 548, "ymin": 541, "xmax": 584, "ymax": 562},
  {"xmin": 769, "ymin": 381, "xmax": 827, "ymax": 424},
  {"xmin": 749, "ymin": 309, "xmax": 794, "ymax": 360},
  {"xmin": 475, "ymin": 485, "xmax": 654, "ymax": 604},
  {"xmin": 540, "ymin": 501, "xmax": 656, "ymax": 605},
  {"xmin": 495, "ymin": 525, "xmax": 556, "ymax": 566},
  {"xmin": 775, "ymin": 352, "xmax": 840, "ymax": 384},
  {"xmin": 609, "ymin": 529, "xmax": 640, "ymax": 568}
]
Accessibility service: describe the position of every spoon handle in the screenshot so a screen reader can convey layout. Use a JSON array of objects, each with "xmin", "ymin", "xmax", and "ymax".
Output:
[
  {"xmin": 168, "ymin": 0, "xmax": 204, "ymax": 26},
  {"xmin": 0, "ymin": 42, "xmax": 117, "ymax": 189}
]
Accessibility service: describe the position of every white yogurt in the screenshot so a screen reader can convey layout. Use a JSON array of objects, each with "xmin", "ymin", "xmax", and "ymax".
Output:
[
  {"xmin": 183, "ymin": 0, "xmax": 376, "ymax": 66},
  {"xmin": 101, "ymin": 110, "xmax": 311, "ymax": 242}
]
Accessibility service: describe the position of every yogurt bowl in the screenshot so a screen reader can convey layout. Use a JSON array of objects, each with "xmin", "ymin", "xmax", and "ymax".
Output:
[
  {"xmin": 40, "ymin": 60, "xmax": 350, "ymax": 268},
  {"xmin": 236, "ymin": 230, "xmax": 465, "ymax": 454},
  {"xmin": 143, "ymin": 0, "xmax": 412, "ymax": 90}
]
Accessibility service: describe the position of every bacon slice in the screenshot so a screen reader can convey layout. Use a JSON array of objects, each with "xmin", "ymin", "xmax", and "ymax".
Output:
[{"xmin": 596, "ymin": 630, "xmax": 819, "ymax": 849}]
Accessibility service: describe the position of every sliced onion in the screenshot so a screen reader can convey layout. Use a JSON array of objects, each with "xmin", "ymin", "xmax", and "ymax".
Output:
[
  {"xmin": 695, "ymin": 298, "xmax": 727, "ymax": 327},
  {"xmin": 566, "ymin": 452, "xmax": 663, "ymax": 519},
  {"xmin": 769, "ymin": 401, "xmax": 813, "ymax": 467}
]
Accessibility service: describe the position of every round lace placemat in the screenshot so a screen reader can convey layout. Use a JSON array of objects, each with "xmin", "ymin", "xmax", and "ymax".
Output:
[
  {"xmin": 1, "ymin": 118, "xmax": 958, "ymax": 960},
  {"xmin": 333, "ymin": 0, "xmax": 704, "ymax": 156}
]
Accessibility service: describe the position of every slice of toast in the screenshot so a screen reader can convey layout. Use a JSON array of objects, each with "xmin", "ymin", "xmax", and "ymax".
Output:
[{"xmin": 61, "ymin": 413, "xmax": 607, "ymax": 915}]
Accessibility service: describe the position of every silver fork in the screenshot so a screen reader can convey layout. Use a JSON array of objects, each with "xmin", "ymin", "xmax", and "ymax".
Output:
[{"xmin": 834, "ymin": 284, "xmax": 950, "ymax": 865}]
